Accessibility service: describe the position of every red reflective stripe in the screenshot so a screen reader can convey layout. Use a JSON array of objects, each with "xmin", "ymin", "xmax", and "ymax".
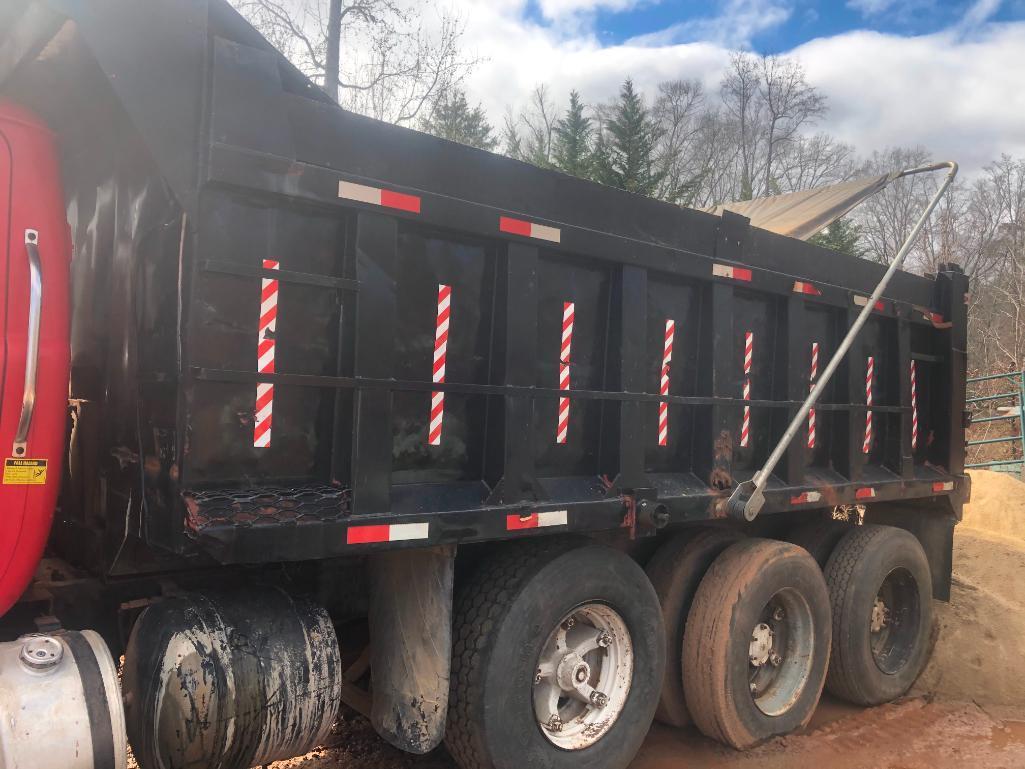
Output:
[
  {"xmin": 855, "ymin": 487, "xmax": 875, "ymax": 499},
  {"xmin": 379, "ymin": 189, "xmax": 421, "ymax": 213},
  {"xmin": 499, "ymin": 216, "xmax": 533, "ymax": 237},
  {"xmin": 733, "ymin": 267, "xmax": 753, "ymax": 282},
  {"xmin": 346, "ymin": 525, "xmax": 391, "ymax": 544},
  {"xmin": 507, "ymin": 513, "xmax": 539, "ymax": 530}
]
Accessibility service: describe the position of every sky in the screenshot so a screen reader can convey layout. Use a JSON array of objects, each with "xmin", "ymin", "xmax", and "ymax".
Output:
[{"xmin": 447, "ymin": 0, "xmax": 1025, "ymax": 174}]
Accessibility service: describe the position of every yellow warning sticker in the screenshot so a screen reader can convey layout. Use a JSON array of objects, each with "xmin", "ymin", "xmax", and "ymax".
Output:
[{"xmin": 3, "ymin": 458, "xmax": 48, "ymax": 485}]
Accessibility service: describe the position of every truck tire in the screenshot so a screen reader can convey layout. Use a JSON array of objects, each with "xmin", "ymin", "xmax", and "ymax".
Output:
[
  {"xmin": 824, "ymin": 525, "xmax": 933, "ymax": 706},
  {"xmin": 785, "ymin": 519, "xmax": 852, "ymax": 569},
  {"xmin": 682, "ymin": 539, "xmax": 831, "ymax": 749},
  {"xmin": 645, "ymin": 527, "xmax": 743, "ymax": 727},
  {"xmin": 446, "ymin": 539, "xmax": 665, "ymax": 769}
]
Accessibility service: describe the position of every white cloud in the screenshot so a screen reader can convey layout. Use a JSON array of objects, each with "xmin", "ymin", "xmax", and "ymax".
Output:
[
  {"xmin": 452, "ymin": 1, "xmax": 1025, "ymax": 174},
  {"xmin": 627, "ymin": 0, "xmax": 793, "ymax": 47}
]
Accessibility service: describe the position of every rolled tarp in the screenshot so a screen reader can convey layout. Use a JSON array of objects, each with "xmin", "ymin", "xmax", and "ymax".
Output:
[{"xmin": 703, "ymin": 172, "xmax": 899, "ymax": 241}]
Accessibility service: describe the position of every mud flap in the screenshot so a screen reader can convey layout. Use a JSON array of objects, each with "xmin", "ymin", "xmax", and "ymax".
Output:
[{"xmin": 368, "ymin": 545, "xmax": 455, "ymax": 754}]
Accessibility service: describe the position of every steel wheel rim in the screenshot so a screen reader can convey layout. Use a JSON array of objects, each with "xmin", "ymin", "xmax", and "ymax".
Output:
[
  {"xmin": 871, "ymin": 567, "xmax": 921, "ymax": 674},
  {"xmin": 532, "ymin": 603, "xmax": 634, "ymax": 750},
  {"xmin": 747, "ymin": 587, "xmax": 815, "ymax": 717}
]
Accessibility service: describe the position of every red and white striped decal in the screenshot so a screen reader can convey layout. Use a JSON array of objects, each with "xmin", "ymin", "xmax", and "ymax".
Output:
[
  {"xmin": 499, "ymin": 216, "xmax": 561, "ymax": 244},
  {"xmin": 658, "ymin": 320, "xmax": 675, "ymax": 446},
  {"xmin": 854, "ymin": 295, "xmax": 886, "ymax": 312},
  {"xmin": 740, "ymin": 331, "xmax": 753, "ymax": 448},
  {"xmin": 910, "ymin": 360, "xmax": 919, "ymax": 451},
  {"xmin": 428, "ymin": 284, "xmax": 452, "ymax": 446},
  {"xmin": 793, "ymin": 281, "xmax": 822, "ymax": 296},
  {"xmin": 855, "ymin": 487, "xmax": 877, "ymax": 500},
  {"xmin": 791, "ymin": 491, "xmax": 823, "ymax": 505},
  {"xmin": 253, "ymin": 259, "xmax": 279, "ymax": 448},
  {"xmin": 338, "ymin": 180, "xmax": 421, "ymax": 213},
  {"xmin": 863, "ymin": 356, "xmax": 874, "ymax": 454},
  {"xmin": 557, "ymin": 302, "xmax": 575, "ymax": 444},
  {"xmin": 346, "ymin": 522, "xmax": 430, "ymax": 545},
  {"xmin": 506, "ymin": 509, "xmax": 569, "ymax": 531},
  {"xmin": 933, "ymin": 481, "xmax": 954, "ymax": 492},
  {"xmin": 808, "ymin": 342, "xmax": 820, "ymax": 449},
  {"xmin": 712, "ymin": 263, "xmax": 753, "ymax": 282}
]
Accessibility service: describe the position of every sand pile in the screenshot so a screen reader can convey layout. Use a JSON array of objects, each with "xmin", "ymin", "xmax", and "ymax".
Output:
[{"xmin": 913, "ymin": 470, "xmax": 1025, "ymax": 708}]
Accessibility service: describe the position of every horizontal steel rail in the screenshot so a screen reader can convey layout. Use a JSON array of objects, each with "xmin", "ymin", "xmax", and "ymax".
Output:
[
  {"xmin": 966, "ymin": 369, "xmax": 1025, "ymax": 473},
  {"xmin": 967, "ymin": 435, "xmax": 1023, "ymax": 446}
]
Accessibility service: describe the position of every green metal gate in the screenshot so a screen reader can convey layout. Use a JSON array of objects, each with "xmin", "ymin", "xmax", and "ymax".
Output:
[{"xmin": 966, "ymin": 370, "xmax": 1025, "ymax": 475}]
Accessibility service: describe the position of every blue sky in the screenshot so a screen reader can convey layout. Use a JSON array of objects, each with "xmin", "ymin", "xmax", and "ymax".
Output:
[
  {"xmin": 455, "ymin": 0, "xmax": 1025, "ymax": 173},
  {"xmin": 546, "ymin": 0, "xmax": 1025, "ymax": 49}
]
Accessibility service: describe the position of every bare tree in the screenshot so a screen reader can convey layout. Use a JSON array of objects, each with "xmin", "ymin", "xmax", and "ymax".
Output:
[
  {"xmin": 720, "ymin": 52, "xmax": 765, "ymax": 200},
  {"xmin": 652, "ymin": 79, "xmax": 707, "ymax": 204},
  {"xmin": 757, "ymin": 55, "xmax": 826, "ymax": 195},
  {"xmin": 852, "ymin": 146, "xmax": 934, "ymax": 264},
  {"xmin": 516, "ymin": 85, "xmax": 559, "ymax": 168},
  {"xmin": 231, "ymin": 0, "xmax": 477, "ymax": 124}
]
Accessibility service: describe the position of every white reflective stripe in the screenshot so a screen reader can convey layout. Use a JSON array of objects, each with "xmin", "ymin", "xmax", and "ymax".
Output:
[
  {"xmin": 338, "ymin": 180, "xmax": 382, "ymax": 205},
  {"xmin": 530, "ymin": 223, "xmax": 562, "ymax": 243},
  {"xmin": 806, "ymin": 491, "xmax": 822, "ymax": 502},
  {"xmin": 253, "ymin": 431, "xmax": 271, "ymax": 448},
  {"xmin": 712, "ymin": 264, "xmax": 733, "ymax": 278},
  {"xmin": 537, "ymin": 510, "xmax": 568, "ymax": 527},
  {"xmin": 389, "ymin": 523, "xmax": 430, "ymax": 541}
]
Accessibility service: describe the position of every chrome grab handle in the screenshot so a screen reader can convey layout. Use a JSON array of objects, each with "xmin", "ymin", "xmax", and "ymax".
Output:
[{"xmin": 13, "ymin": 229, "xmax": 42, "ymax": 457}]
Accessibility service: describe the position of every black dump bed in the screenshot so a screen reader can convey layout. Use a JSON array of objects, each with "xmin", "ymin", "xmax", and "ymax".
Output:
[{"xmin": 0, "ymin": 0, "xmax": 968, "ymax": 573}]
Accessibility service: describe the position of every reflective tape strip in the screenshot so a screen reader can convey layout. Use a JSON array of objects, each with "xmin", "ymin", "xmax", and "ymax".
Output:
[
  {"xmin": 854, "ymin": 295, "xmax": 886, "ymax": 312},
  {"xmin": 910, "ymin": 360, "xmax": 918, "ymax": 451},
  {"xmin": 338, "ymin": 180, "xmax": 421, "ymax": 213},
  {"xmin": 557, "ymin": 302, "xmax": 574, "ymax": 444},
  {"xmin": 506, "ymin": 510, "xmax": 569, "ymax": 531},
  {"xmin": 933, "ymin": 481, "xmax": 954, "ymax": 492},
  {"xmin": 499, "ymin": 216, "xmax": 561, "ymax": 243},
  {"xmin": 658, "ymin": 319, "xmax": 675, "ymax": 446},
  {"xmin": 346, "ymin": 522, "xmax": 430, "ymax": 544},
  {"xmin": 253, "ymin": 259, "xmax": 279, "ymax": 448},
  {"xmin": 808, "ymin": 342, "xmax": 819, "ymax": 450},
  {"xmin": 428, "ymin": 284, "xmax": 451, "ymax": 446},
  {"xmin": 855, "ymin": 487, "xmax": 876, "ymax": 500},
  {"xmin": 712, "ymin": 263, "xmax": 753, "ymax": 282},
  {"xmin": 790, "ymin": 491, "xmax": 823, "ymax": 505},
  {"xmin": 863, "ymin": 356, "xmax": 874, "ymax": 454},
  {"xmin": 793, "ymin": 281, "xmax": 822, "ymax": 296},
  {"xmin": 740, "ymin": 331, "xmax": 753, "ymax": 448}
]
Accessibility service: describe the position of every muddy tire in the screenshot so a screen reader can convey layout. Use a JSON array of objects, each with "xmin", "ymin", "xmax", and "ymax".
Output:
[
  {"xmin": 682, "ymin": 539, "xmax": 831, "ymax": 749},
  {"xmin": 824, "ymin": 525, "xmax": 933, "ymax": 706},
  {"xmin": 785, "ymin": 519, "xmax": 852, "ymax": 569},
  {"xmin": 446, "ymin": 539, "xmax": 665, "ymax": 769},
  {"xmin": 645, "ymin": 527, "xmax": 743, "ymax": 727}
]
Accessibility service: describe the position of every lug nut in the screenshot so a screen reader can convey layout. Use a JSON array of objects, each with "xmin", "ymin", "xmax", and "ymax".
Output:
[
  {"xmin": 769, "ymin": 653, "xmax": 783, "ymax": 666},
  {"xmin": 750, "ymin": 682, "xmax": 758, "ymax": 693},
  {"xmin": 772, "ymin": 607, "xmax": 785, "ymax": 622},
  {"xmin": 590, "ymin": 690, "xmax": 609, "ymax": 708},
  {"xmin": 547, "ymin": 715, "xmax": 563, "ymax": 732},
  {"xmin": 562, "ymin": 617, "xmax": 576, "ymax": 630},
  {"xmin": 534, "ymin": 669, "xmax": 543, "ymax": 685},
  {"xmin": 597, "ymin": 632, "xmax": 612, "ymax": 648}
]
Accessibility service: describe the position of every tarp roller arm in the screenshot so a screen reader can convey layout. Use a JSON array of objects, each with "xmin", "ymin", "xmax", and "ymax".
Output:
[{"xmin": 726, "ymin": 161, "xmax": 959, "ymax": 521}]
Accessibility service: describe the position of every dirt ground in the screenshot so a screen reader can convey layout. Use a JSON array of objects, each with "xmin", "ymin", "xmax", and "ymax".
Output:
[{"xmin": 263, "ymin": 469, "xmax": 1025, "ymax": 769}]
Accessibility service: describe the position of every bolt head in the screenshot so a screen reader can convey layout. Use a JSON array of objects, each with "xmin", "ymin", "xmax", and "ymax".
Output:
[
  {"xmin": 547, "ymin": 716, "xmax": 563, "ymax": 732},
  {"xmin": 773, "ymin": 607, "xmax": 785, "ymax": 622},
  {"xmin": 562, "ymin": 617, "xmax": 576, "ymax": 630},
  {"xmin": 534, "ymin": 669, "xmax": 543, "ymax": 685},
  {"xmin": 597, "ymin": 632, "xmax": 613, "ymax": 648},
  {"xmin": 769, "ymin": 653, "xmax": 783, "ymax": 666},
  {"xmin": 750, "ymin": 682, "xmax": 758, "ymax": 693},
  {"xmin": 590, "ymin": 691, "xmax": 609, "ymax": 708}
]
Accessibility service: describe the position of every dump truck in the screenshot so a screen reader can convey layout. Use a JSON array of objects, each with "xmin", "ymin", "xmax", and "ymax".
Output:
[{"xmin": 0, "ymin": 2, "xmax": 970, "ymax": 768}]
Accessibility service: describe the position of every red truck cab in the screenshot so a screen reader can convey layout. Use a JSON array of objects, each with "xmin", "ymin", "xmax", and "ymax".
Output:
[{"xmin": 0, "ymin": 101, "xmax": 71, "ymax": 616}]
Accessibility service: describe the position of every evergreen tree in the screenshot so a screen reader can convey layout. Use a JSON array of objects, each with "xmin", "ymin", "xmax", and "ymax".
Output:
[
  {"xmin": 420, "ymin": 89, "xmax": 498, "ymax": 152},
  {"xmin": 602, "ymin": 79, "xmax": 666, "ymax": 196},
  {"xmin": 809, "ymin": 217, "xmax": 866, "ymax": 259},
  {"xmin": 552, "ymin": 90, "xmax": 593, "ymax": 179}
]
